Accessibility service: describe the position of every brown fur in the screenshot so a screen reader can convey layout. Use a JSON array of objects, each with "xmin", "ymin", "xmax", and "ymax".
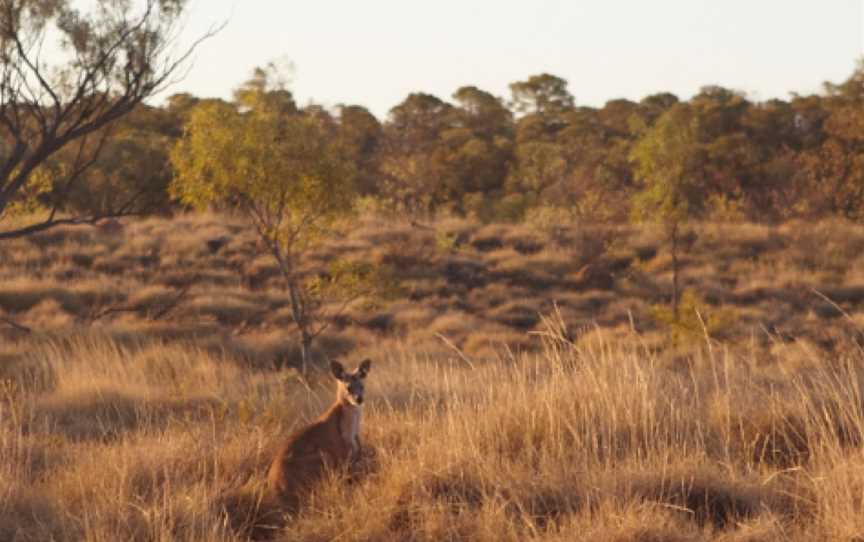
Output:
[{"xmin": 267, "ymin": 360, "xmax": 370, "ymax": 506}]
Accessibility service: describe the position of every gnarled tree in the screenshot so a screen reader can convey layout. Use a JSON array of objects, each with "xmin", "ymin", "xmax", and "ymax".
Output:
[{"xmin": 0, "ymin": 0, "xmax": 214, "ymax": 239}]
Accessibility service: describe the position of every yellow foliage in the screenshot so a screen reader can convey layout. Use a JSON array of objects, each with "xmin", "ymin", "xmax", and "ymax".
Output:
[
  {"xmin": 650, "ymin": 289, "xmax": 738, "ymax": 345},
  {"xmin": 170, "ymin": 95, "xmax": 354, "ymax": 253},
  {"xmin": 5, "ymin": 166, "xmax": 53, "ymax": 217}
]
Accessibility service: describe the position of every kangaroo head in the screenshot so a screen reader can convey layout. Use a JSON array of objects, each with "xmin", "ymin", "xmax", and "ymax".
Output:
[{"xmin": 331, "ymin": 359, "xmax": 371, "ymax": 406}]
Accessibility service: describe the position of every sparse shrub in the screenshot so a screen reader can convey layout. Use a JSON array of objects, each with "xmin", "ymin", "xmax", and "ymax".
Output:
[
  {"xmin": 435, "ymin": 229, "xmax": 461, "ymax": 253},
  {"xmin": 650, "ymin": 288, "xmax": 738, "ymax": 345},
  {"xmin": 706, "ymin": 193, "xmax": 747, "ymax": 223},
  {"xmin": 524, "ymin": 204, "xmax": 575, "ymax": 245}
]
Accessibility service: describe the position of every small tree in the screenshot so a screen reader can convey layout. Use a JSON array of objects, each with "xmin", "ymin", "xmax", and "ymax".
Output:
[
  {"xmin": 0, "ymin": 0, "xmax": 216, "ymax": 239},
  {"xmin": 170, "ymin": 67, "xmax": 358, "ymax": 372},
  {"xmin": 630, "ymin": 103, "xmax": 706, "ymax": 320},
  {"xmin": 509, "ymin": 73, "xmax": 574, "ymax": 116}
]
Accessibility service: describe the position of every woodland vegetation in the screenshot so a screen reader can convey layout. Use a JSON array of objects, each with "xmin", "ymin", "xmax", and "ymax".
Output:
[{"xmin": 14, "ymin": 60, "xmax": 864, "ymax": 229}]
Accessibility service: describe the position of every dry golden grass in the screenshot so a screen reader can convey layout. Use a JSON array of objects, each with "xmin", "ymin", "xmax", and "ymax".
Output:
[
  {"xmin": 3, "ymin": 213, "xmax": 864, "ymax": 540},
  {"xmin": 5, "ymin": 322, "xmax": 864, "ymax": 540}
]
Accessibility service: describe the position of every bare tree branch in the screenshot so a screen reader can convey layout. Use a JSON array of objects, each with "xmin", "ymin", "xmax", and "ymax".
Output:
[
  {"xmin": 0, "ymin": 208, "xmax": 145, "ymax": 240},
  {"xmin": 84, "ymin": 280, "xmax": 195, "ymax": 325},
  {"xmin": 0, "ymin": 0, "xmax": 221, "ymax": 236}
]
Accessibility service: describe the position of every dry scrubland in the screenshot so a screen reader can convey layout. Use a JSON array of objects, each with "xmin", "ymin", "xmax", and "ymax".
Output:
[{"xmin": 3, "ymin": 213, "xmax": 864, "ymax": 540}]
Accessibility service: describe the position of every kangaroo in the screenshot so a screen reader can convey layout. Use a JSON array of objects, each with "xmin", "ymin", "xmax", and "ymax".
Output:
[{"xmin": 267, "ymin": 359, "xmax": 371, "ymax": 504}]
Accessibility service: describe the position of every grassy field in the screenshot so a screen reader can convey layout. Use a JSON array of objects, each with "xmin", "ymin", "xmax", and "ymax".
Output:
[{"xmin": 2, "ymin": 212, "xmax": 864, "ymax": 540}]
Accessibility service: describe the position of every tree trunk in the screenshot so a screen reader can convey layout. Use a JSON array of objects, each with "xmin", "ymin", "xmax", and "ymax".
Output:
[
  {"xmin": 270, "ymin": 245, "xmax": 314, "ymax": 375},
  {"xmin": 670, "ymin": 222, "xmax": 680, "ymax": 322},
  {"xmin": 299, "ymin": 329, "xmax": 313, "ymax": 375},
  {"xmin": 286, "ymin": 276, "xmax": 312, "ymax": 375}
]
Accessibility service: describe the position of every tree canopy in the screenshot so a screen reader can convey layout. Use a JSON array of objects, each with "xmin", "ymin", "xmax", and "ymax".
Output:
[{"xmin": 11, "ymin": 59, "xmax": 864, "ymax": 228}]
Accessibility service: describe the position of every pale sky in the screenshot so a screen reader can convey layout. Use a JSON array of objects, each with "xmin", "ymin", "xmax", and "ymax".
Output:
[{"xmin": 161, "ymin": 0, "xmax": 864, "ymax": 119}]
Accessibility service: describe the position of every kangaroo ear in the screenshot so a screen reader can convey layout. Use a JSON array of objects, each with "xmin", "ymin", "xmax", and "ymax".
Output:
[
  {"xmin": 330, "ymin": 361, "xmax": 346, "ymax": 380},
  {"xmin": 357, "ymin": 359, "xmax": 372, "ymax": 378}
]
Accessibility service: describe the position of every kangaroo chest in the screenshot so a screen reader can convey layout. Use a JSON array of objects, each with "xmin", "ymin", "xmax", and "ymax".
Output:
[{"xmin": 339, "ymin": 406, "xmax": 360, "ymax": 452}]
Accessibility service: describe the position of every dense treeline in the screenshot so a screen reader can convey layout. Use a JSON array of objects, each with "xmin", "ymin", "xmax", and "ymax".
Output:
[{"xmin": 36, "ymin": 61, "xmax": 864, "ymax": 224}]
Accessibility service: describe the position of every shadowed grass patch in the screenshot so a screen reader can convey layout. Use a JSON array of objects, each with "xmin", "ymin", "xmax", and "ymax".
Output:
[
  {"xmin": 623, "ymin": 467, "xmax": 762, "ymax": 529},
  {"xmin": 0, "ymin": 487, "xmax": 68, "ymax": 542},
  {"xmin": 27, "ymin": 388, "xmax": 220, "ymax": 441}
]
